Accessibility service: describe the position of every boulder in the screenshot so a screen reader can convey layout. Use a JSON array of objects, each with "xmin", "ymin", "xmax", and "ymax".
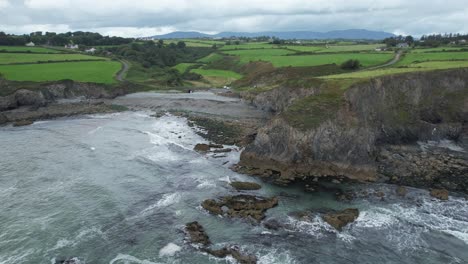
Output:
[
  {"xmin": 201, "ymin": 195, "xmax": 278, "ymax": 222},
  {"xmin": 0, "ymin": 94, "xmax": 17, "ymax": 111},
  {"xmin": 15, "ymin": 89, "xmax": 46, "ymax": 107},
  {"xmin": 430, "ymin": 188, "xmax": 449, "ymax": 201},
  {"xmin": 214, "ymin": 148, "xmax": 233, "ymax": 153},
  {"xmin": 194, "ymin": 143, "xmax": 210, "ymax": 152},
  {"xmin": 322, "ymin": 208, "xmax": 359, "ymax": 231},
  {"xmin": 230, "ymin": 181, "xmax": 262, "ymax": 191},
  {"xmin": 396, "ymin": 186, "xmax": 408, "ymax": 197},
  {"xmin": 185, "ymin": 221, "xmax": 211, "ymax": 246},
  {"xmin": 203, "ymin": 247, "xmax": 257, "ymax": 264}
]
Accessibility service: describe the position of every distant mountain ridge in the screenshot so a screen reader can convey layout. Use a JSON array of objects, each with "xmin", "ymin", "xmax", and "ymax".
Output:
[{"xmin": 151, "ymin": 29, "xmax": 395, "ymax": 40}]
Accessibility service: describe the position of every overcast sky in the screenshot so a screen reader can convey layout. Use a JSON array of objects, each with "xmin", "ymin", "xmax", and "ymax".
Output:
[{"xmin": 0, "ymin": 0, "xmax": 467, "ymax": 37}]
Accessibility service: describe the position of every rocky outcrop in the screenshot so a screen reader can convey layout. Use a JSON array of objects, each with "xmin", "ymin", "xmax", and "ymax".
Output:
[
  {"xmin": 322, "ymin": 208, "xmax": 359, "ymax": 231},
  {"xmin": 0, "ymin": 80, "xmax": 129, "ymax": 111},
  {"xmin": 430, "ymin": 189, "xmax": 449, "ymax": 200},
  {"xmin": 185, "ymin": 221, "xmax": 211, "ymax": 246},
  {"xmin": 202, "ymin": 247, "xmax": 257, "ymax": 264},
  {"xmin": 230, "ymin": 181, "xmax": 262, "ymax": 191},
  {"xmin": 238, "ymin": 69, "xmax": 468, "ymax": 192},
  {"xmin": 201, "ymin": 195, "xmax": 278, "ymax": 222}
]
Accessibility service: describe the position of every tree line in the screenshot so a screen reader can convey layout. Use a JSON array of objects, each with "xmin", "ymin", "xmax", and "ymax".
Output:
[{"xmin": 0, "ymin": 31, "xmax": 134, "ymax": 46}]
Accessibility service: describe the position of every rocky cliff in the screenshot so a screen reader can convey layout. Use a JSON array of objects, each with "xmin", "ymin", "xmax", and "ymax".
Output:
[
  {"xmin": 0, "ymin": 80, "xmax": 129, "ymax": 111},
  {"xmin": 238, "ymin": 69, "xmax": 468, "ymax": 192}
]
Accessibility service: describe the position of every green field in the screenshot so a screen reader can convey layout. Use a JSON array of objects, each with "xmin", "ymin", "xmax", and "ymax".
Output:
[
  {"xmin": 323, "ymin": 60, "xmax": 468, "ymax": 79},
  {"xmin": 0, "ymin": 53, "xmax": 104, "ymax": 64},
  {"xmin": 411, "ymin": 47, "xmax": 467, "ymax": 53},
  {"xmin": 286, "ymin": 44, "xmax": 385, "ymax": 53},
  {"xmin": 173, "ymin": 63, "xmax": 199, "ymax": 73},
  {"xmin": 197, "ymin": 53, "xmax": 224, "ymax": 63},
  {"xmin": 0, "ymin": 61, "xmax": 121, "ymax": 83},
  {"xmin": 230, "ymin": 52, "xmax": 393, "ymax": 67},
  {"xmin": 395, "ymin": 51, "xmax": 468, "ymax": 66},
  {"xmin": 191, "ymin": 68, "xmax": 242, "ymax": 79},
  {"xmin": 220, "ymin": 43, "xmax": 279, "ymax": 50},
  {"xmin": 223, "ymin": 48, "xmax": 296, "ymax": 57},
  {"xmin": 0, "ymin": 45, "xmax": 63, "ymax": 53}
]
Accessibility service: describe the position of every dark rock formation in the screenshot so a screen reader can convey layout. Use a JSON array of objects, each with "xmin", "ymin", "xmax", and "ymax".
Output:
[
  {"xmin": 185, "ymin": 221, "xmax": 211, "ymax": 246},
  {"xmin": 194, "ymin": 143, "xmax": 210, "ymax": 152},
  {"xmin": 396, "ymin": 186, "xmax": 408, "ymax": 197},
  {"xmin": 322, "ymin": 208, "xmax": 360, "ymax": 231},
  {"xmin": 202, "ymin": 247, "xmax": 257, "ymax": 264},
  {"xmin": 430, "ymin": 189, "xmax": 449, "ymax": 201},
  {"xmin": 201, "ymin": 195, "xmax": 278, "ymax": 222},
  {"xmin": 230, "ymin": 181, "xmax": 262, "ymax": 191},
  {"xmin": 238, "ymin": 69, "xmax": 468, "ymax": 192}
]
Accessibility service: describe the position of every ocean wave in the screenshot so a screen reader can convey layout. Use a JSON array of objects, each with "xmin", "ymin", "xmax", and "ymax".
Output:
[
  {"xmin": 50, "ymin": 226, "xmax": 105, "ymax": 251},
  {"xmin": 158, "ymin": 243, "xmax": 181, "ymax": 257},
  {"xmin": 139, "ymin": 193, "xmax": 182, "ymax": 217},
  {"xmin": 109, "ymin": 254, "xmax": 162, "ymax": 264}
]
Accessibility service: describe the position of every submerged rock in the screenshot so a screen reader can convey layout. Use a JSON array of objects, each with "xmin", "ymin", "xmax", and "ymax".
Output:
[
  {"xmin": 322, "ymin": 208, "xmax": 359, "ymax": 231},
  {"xmin": 185, "ymin": 221, "xmax": 211, "ymax": 246},
  {"xmin": 396, "ymin": 186, "xmax": 408, "ymax": 197},
  {"xmin": 201, "ymin": 195, "xmax": 278, "ymax": 222},
  {"xmin": 430, "ymin": 188, "xmax": 449, "ymax": 201},
  {"xmin": 203, "ymin": 247, "xmax": 257, "ymax": 264},
  {"xmin": 230, "ymin": 181, "xmax": 262, "ymax": 191},
  {"xmin": 194, "ymin": 144, "xmax": 210, "ymax": 152},
  {"xmin": 13, "ymin": 120, "xmax": 33, "ymax": 127}
]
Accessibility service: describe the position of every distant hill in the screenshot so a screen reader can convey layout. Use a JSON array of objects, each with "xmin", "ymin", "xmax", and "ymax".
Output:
[{"xmin": 152, "ymin": 29, "xmax": 395, "ymax": 40}]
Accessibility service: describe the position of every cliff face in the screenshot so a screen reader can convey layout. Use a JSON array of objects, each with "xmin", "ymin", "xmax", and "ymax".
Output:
[
  {"xmin": 0, "ymin": 80, "xmax": 127, "ymax": 111},
  {"xmin": 238, "ymin": 69, "xmax": 468, "ymax": 192}
]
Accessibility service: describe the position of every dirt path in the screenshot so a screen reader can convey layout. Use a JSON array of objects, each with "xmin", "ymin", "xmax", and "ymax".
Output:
[
  {"xmin": 116, "ymin": 60, "xmax": 129, "ymax": 82},
  {"xmin": 365, "ymin": 50, "xmax": 403, "ymax": 70}
]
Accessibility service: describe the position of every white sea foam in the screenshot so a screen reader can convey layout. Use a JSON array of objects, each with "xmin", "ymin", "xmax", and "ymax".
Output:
[
  {"xmin": 109, "ymin": 254, "xmax": 162, "ymax": 264},
  {"xmin": 158, "ymin": 243, "xmax": 181, "ymax": 257},
  {"xmin": 257, "ymin": 248, "xmax": 297, "ymax": 264},
  {"xmin": 50, "ymin": 227, "xmax": 105, "ymax": 251},
  {"xmin": 139, "ymin": 193, "xmax": 182, "ymax": 217},
  {"xmin": 285, "ymin": 215, "xmax": 335, "ymax": 238},
  {"xmin": 418, "ymin": 139, "xmax": 465, "ymax": 152}
]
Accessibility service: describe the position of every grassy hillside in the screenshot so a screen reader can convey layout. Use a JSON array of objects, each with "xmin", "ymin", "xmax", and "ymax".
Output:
[
  {"xmin": 0, "ymin": 46, "xmax": 63, "ymax": 53},
  {"xmin": 0, "ymin": 61, "xmax": 121, "ymax": 83},
  {"xmin": 0, "ymin": 53, "xmax": 104, "ymax": 64}
]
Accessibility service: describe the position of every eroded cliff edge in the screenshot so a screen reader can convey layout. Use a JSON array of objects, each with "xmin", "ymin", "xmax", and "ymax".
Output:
[{"xmin": 237, "ymin": 69, "xmax": 468, "ymax": 193}]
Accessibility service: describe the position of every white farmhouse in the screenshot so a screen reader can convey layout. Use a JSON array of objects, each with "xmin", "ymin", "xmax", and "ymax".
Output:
[
  {"xmin": 65, "ymin": 44, "xmax": 79, "ymax": 49},
  {"xmin": 85, "ymin": 48, "xmax": 97, "ymax": 53},
  {"xmin": 25, "ymin": 42, "xmax": 35, "ymax": 47}
]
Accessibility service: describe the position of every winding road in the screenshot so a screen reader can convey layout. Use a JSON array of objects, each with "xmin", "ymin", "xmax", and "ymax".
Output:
[
  {"xmin": 365, "ymin": 50, "xmax": 403, "ymax": 70},
  {"xmin": 116, "ymin": 60, "xmax": 130, "ymax": 82}
]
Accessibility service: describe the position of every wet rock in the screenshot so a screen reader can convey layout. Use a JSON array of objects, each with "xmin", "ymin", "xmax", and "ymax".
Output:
[
  {"xmin": 263, "ymin": 219, "xmax": 282, "ymax": 230},
  {"xmin": 335, "ymin": 190, "xmax": 356, "ymax": 202},
  {"xmin": 201, "ymin": 195, "xmax": 278, "ymax": 222},
  {"xmin": 396, "ymin": 186, "xmax": 408, "ymax": 197},
  {"xmin": 13, "ymin": 120, "xmax": 33, "ymax": 127},
  {"xmin": 214, "ymin": 148, "xmax": 233, "ymax": 153},
  {"xmin": 194, "ymin": 143, "xmax": 210, "ymax": 152},
  {"xmin": 56, "ymin": 258, "xmax": 79, "ymax": 264},
  {"xmin": 209, "ymin": 144, "xmax": 224, "ymax": 149},
  {"xmin": 203, "ymin": 247, "xmax": 257, "ymax": 264},
  {"xmin": 322, "ymin": 208, "xmax": 359, "ymax": 231},
  {"xmin": 430, "ymin": 188, "xmax": 449, "ymax": 201},
  {"xmin": 230, "ymin": 181, "xmax": 262, "ymax": 191},
  {"xmin": 375, "ymin": 191, "xmax": 385, "ymax": 198},
  {"xmin": 185, "ymin": 221, "xmax": 211, "ymax": 246}
]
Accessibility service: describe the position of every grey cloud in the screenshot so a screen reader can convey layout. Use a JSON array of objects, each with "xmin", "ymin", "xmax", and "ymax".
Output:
[{"xmin": 0, "ymin": 0, "xmax": 466, "ymax": 37}]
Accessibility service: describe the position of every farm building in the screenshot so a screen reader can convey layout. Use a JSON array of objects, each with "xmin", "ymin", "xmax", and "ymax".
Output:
[
  {"xmin": 396, "ymin": 43, "xmax": 409, "ymax": 48},
  {"xmin": 65, "ymin": 44, "xmax": 79, "ymax": 49},
  {"xmin": 85, "ymin": 48, "xmax": 97, "ymax": 53},
  {"xmin": 25, "ymin": 42, "xmax": 35, "ymax": 47}
]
